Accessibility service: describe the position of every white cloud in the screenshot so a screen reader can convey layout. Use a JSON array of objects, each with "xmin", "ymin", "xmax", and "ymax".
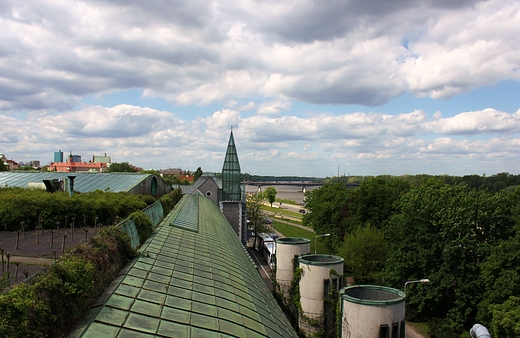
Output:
[
  {"xmin": 0, "ymin": 0, "xmax": 518, "ymax": 111},
  {"xmin": 428, "ymin": 108, "xmax": 520, "ymax": 135}
]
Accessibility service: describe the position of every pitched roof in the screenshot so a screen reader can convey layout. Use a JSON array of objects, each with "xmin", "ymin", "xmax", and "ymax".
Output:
[
  {"xmin": 69, "ymin": 195, "xmax": 298, "ymax": 338},
  {"xmin": 0, "ymin": 172, "xmax": 150, "ymax": 193}
]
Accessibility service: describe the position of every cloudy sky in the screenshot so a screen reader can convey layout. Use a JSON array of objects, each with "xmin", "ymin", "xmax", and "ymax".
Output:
[{"xmin": 1, "ymin": 0, "xmax": 519, "ymax": 177}]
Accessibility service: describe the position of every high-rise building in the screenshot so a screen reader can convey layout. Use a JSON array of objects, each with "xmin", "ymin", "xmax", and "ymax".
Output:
[{"xmin": 53, "ymin": 149, "xmax": 63, "ymax": 163}]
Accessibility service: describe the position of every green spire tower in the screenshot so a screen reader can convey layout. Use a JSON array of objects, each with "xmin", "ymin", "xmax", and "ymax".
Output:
[{"xmin": 221, "ymin": 130, "xmax": 242, "ymax": 201}]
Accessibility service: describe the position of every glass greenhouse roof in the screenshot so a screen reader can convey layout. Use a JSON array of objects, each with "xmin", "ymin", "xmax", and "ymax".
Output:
[
  {"xmin": 69, "ymin": 195, "xmax": 298, "ymax": 338},
  {"xmin": 0, "ymin": 172, "xmax": 150, "ymax": 193}
]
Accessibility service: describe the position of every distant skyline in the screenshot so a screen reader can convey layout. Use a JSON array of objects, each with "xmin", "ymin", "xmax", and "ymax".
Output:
[{"xmin": 1, "ymin": 0, "xmax": 519, "ymax": 177}]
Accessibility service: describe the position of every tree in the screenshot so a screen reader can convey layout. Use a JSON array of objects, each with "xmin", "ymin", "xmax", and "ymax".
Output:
[
  {"xmin": 491, "ymin": 296, "xmax": 520, "ymax": 337},
  {"xmin": 383, "ymin": 180, "xmax": 516, "ymax": 332},
  {"xmin": 303, "ymin": 183, "xmax": 353, "ymax": 248},
  {"xmin": 352, "ymin": 176, "xmax": 410, "ymax": 229},
  {"xmin": 246, "ymin": 193, "xmax": 272, "ymax": 249},
  {"xmin": 478, "ymin": 232, "xmax": 520, "ymax": 324},
  {"xmin": 337, "ymin": 225, "xmax": 388, "ymax": 284},
  {"xmin": 264, "ymin": 187, "xmax": 277, "ymax": 207},
  {"xmin": 0, "ymin": 160, "xmax": 6, "ymax": 171},
  {"xmin": 194, "ymin": 167, "xmax": 203, "ymax": 181},
  {"xmin": 108, "ymin": 162, "xmax": 138, "ymax": 173}
]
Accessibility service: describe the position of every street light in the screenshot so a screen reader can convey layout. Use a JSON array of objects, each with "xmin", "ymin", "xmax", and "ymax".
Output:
[
  {"xmin": 404, "ymin": 278, "xmax": 430, "ymax": 294},
  {"xmin": 314, "ymin": 233, "xmax": 330, "ymax": 255}
]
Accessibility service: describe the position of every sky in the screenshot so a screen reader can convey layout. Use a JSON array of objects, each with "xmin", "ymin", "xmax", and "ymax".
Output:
[{"xmin": 1, "ymin": 0, "xmax": 519, "ymax": 178}]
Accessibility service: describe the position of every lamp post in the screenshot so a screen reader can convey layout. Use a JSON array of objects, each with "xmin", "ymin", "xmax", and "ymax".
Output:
[
  {"xmin": 314, "ymin": 233, "xmax": 330, "ymax": 255},
  {"xmin": 404, "ymin": 278, "xmax": 430, "ymax": 295}
]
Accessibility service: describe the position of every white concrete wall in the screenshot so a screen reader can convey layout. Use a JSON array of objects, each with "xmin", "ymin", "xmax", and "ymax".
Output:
[
  {"xmin": 341, "ymin": 286, "xmax": 405, "ymax": 338},
  {"xmin": 275, "ymin": 238, "xmax": 310, "ymax": 287},
  {"xmin": 298, "ymin": 255, "xmax": 344, "ymax": 316}
]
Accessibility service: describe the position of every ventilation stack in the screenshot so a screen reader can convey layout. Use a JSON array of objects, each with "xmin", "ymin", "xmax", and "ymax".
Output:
[
  {"xmin": 275, "ymin": 237, "xmax": 311, "ymax": 296},
  {"xmin": 340, "ymin": 285, "xmax": 406, "ymax": 338},
  {"xmin": 298, "ymin": 254, "xmax": 344, "ymax": 335}
]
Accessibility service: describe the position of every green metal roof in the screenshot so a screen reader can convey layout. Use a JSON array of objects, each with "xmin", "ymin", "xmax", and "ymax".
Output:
[
  {"xmin": 0, "ymin": 172, "xmax": 150, "ymax": 193},
  {"xmin": 69, "ymin": 195, "xmax": 298, "ymax": 338}
]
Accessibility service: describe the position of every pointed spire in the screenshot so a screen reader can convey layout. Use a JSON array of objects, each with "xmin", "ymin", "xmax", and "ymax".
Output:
[{"xmin": 222, "ymin": 130, "xmax": 241, "ymax": 201}]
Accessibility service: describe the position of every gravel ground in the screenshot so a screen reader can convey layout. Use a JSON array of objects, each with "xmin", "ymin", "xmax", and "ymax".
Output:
[{"xmin": 0, "ymin": 226, "xmax": 103, "ymax": 287}]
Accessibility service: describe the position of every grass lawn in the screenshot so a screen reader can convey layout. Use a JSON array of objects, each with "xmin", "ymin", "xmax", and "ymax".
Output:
[
  {"xmin": 273, "ymin": 220, "xmax": 333, "ymax": 255},
  {"xmin": 262, "ymin": 205, "xmax": 304, "ymax": 220}
]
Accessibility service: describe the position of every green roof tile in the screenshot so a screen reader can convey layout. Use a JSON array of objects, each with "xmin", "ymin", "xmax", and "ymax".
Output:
[
  {"xmin": 106, "ymin": 294, "xmax": 135, "ymax": 311},
  {"xmin": 130, "ymin": 299, "xmax": 162, "ymax": 317},
  {"xmin": 157, "ymin": 320, "xmax": 191, "ymax": 337},
  {"xmin": 218, "ymin": 319, "xmax": 247, "ymax": 337},
  {"xmin": 124, "ymin": 313, "xmax": 159, "ymax": 333},
  {"xmin": 80, "ymin": 322, "xmax": 120, "ymax": 338},
  {"xmin": 160, "ymin": 306, "xmax": 191, "ymax": 324},
  {"xmin": 117, "ymin": 328, "xmax": 155, "ymax": 338},
  {"xmin": 97, "ymin": 307, "xmax": 129, "ymax": 327},
  {"xmin": 137, "ymin": 289, "xmax": 166, "ymax": 305},
  {"xmin": 190, "ymin": 312, "xmax": 218, "ymax": 331}
]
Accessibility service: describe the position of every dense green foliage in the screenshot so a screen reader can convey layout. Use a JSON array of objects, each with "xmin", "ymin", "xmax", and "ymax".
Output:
[
  {"xmin": 159, "ymin": 188, "xmax": 183, "ymax": 215},
  {"xmin": 303, "ymin": 175, "xmax": 520, "ymax": 336},
  {"xmin": 302, "ymin": 183, "xmax": 354, "ymax": 248},
  {"xmin": 246, "ymin": 193, "xmax": 272, "ymax": 248},
  {"xmin": 0, "ymin": 188, "xmax": 147, "ymax": 231},
  {"xmin": 0, "ymin": 226, "xmax": 137, "ymax": 337},
  {"xmin": 107, "ymin": 162, "xmax": 139, "ymax": 172},
  {"xmin": 490, "ymin": 296, "xmax": 520, "ymax": 337},
  {"xmin": 193, "ymin": 167, "xmax": 203, "ymax": 181},
  {"xmin": 129, "ymin": 211, "xmax": 154, "ymax": 244},
  {"xmin": 263, "ymin": 186, "xmax": 277, "ymax": 207},
  {"xmin": 337, "ymin": 226, "xmax": 388, "ymax": 284},
  {"xmin": 0, "ymin": 160, "xmax": 7, "ymax": 171}
]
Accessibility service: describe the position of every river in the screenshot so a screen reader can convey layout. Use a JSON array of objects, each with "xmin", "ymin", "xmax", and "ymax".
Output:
[{"xmin": 245, "ymin": 185, "xmax": 319, "ymax": 204}]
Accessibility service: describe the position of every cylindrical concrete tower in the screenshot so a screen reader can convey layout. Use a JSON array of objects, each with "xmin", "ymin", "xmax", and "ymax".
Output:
[
  {"xmin": 275, "ymin": 237, "xmax": 311, "ymax": 294},
  {"xmin": 340, "ymin": 285, "xmax": 406, "ymax": 338},
  {"xmin": 298, "ymin": 254, "xmax": 344, "ymax": 317}
]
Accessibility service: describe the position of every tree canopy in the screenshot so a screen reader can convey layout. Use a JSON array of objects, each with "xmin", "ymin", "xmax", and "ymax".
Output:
[
  {"xmin": 301, "ymin": 175, "xmax": 520, "ymax": 336},
  {"xmin": 264, "ymin": 186, "xmax": 277, "ymax": 207},
  {"xmin": 193, "ymin": 167, "xmax": 203, "ymax": 181},
  {"xmin": 107, "ymin": 162, "xmax": 139, "ymax": 173},
  {"xmin": 246, "ymin": 193, "xmax": 272, "ymax": 248}
]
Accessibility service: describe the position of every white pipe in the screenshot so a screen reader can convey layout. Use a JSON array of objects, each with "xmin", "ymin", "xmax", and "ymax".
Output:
[{"xmin": 470, "ymin": 324, "xmax": 491, "ymax": 338}]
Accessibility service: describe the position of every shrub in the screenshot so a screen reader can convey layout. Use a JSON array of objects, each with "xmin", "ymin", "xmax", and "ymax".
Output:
[{"xmin": 129, "ymin": 211, "xmax": 153, "ymax": 244}]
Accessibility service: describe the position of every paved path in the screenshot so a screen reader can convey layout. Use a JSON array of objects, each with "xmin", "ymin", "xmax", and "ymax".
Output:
[{"xmin": 406, "ymin": 324, "xmax": 427, "ymax": 338}]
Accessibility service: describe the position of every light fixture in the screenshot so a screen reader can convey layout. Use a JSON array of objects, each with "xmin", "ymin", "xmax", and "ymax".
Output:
[
  {"xmin": 404, "ymin": 278, "xmax": 430, "ymax": 294},
  {"xmin": 314, "ymin": 233, "xmax": 330, "ymax": 255}
]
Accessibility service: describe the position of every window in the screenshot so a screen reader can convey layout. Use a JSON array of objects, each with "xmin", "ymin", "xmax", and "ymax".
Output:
[
  {"xmin": 400, "ymin": 320, "xmax": 406, "ymax": 338},
  {"xmin": 379, "ymin": 324, "xmax": 389, "ymax": 338},
  {"xmin": 392, "ymin": 322, "xmax": 398, "ymax": 338}
]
